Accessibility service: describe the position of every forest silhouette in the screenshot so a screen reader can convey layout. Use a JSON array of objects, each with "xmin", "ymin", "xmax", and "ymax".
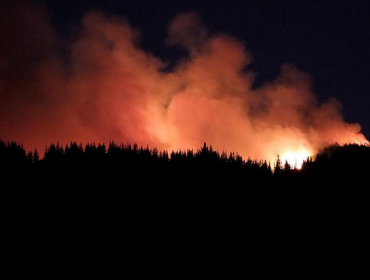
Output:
[
  {"xmin": 1, "ymin": 140, "xmax": 369, "ymax": 190},
  {"xmin": 2, "ymin": 139, "xmax": 369, "ymax": 241}
]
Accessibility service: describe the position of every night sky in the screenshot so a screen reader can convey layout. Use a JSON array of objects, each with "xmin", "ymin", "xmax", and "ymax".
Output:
[
  {"xmin": 38, "ymin": 0, "xmax": 370, "ymax": 139},
  {"xmin": 1, "ymin": 0, "xmax": 369, "ymax": 158}
]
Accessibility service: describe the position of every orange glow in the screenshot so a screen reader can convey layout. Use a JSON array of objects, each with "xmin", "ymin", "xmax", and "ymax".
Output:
[
  {"xmin": 281, "ymin": 150, "xmax": 311, "ymax": 169},
  {"xmin": 0, "ymin": 6, "xmax": 368, "ymax": 163}
]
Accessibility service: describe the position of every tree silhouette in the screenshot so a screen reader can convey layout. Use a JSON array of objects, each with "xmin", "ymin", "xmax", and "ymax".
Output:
[
  {"xmin": 0, "ymin": 140, "xmax": 369, "ymax": 190},
  {"xmin": 274, "ymin": 154, "xmax": 282, "ymax": 175}
]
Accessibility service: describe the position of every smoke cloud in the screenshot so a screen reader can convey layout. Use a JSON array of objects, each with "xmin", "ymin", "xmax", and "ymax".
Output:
[{"xmin": 0, "ymin": 2, "xmax": 367, "ymax": 165}]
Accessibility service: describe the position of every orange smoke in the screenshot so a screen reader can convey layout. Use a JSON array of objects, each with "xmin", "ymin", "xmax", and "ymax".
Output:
[{"xmin": 0, "ymin": 3, "xmax": 368, "ymax": 166}]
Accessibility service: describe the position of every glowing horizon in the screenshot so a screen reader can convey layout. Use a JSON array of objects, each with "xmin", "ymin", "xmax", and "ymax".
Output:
[{"xmin": 0, "ymin": 4, "xmax": 368, "ymax": 164}]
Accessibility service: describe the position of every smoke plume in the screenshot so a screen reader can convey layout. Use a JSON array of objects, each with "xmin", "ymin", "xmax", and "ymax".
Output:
[{"xmin": 0, "ymin": 2, "xmax": 367, "ymax": 166}]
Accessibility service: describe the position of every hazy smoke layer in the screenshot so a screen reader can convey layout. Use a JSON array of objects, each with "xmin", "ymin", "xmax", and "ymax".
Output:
[{"xmin": 0, "ymin": 1, "xmax": 367, "ymax": 164}]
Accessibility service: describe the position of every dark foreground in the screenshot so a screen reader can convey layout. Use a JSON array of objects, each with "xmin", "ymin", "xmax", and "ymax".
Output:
[
  {"xmin": 1, "ymin": 140, "xmax": 369, "ymax": 199},
  {"xmin": 1, "ymin": 141, "xmax": 369, "ymax": 275}
]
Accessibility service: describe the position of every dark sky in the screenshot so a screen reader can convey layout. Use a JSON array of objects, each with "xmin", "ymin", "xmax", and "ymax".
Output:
[
  {"xmin": 0, "ymin": 0, "xmax": 370, "ymax": 150},
  {"xmin": 4, "ymin": 0, "xmax": 370, "ymax": 142}
]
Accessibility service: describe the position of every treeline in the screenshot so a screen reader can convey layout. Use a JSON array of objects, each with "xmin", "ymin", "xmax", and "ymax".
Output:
[
  {"xmin": 1, "ymin": 140, "xmax": 370, "ymax": 187},
  {"xmin": 0, "ymin": 140, "xmax": 273, "ymax": 170}
]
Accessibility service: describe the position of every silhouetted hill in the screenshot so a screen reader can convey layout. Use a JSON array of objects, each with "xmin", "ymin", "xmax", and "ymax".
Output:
[
  {"xmin": 1, "ymin": 140, "xmax": 369, "ymax": 196},
  {"xmin": 2, "ymin": 140, "xmax": 368, "ymax": 257},
  {"xmin": 1, "ymin": 140, "xmax": 369, "ymax": 185}
]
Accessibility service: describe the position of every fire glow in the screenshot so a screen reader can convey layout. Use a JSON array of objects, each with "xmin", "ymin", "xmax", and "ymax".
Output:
[
  {"xmin": 0, "ymin": 2, "xmax": 368, "ymax": 166},
  {"xmin": 281, "ymin": 150, "xmax": 312, "ymax": 170}
]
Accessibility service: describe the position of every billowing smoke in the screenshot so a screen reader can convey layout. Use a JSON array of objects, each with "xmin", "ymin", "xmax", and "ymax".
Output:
[{"xmin": 0, "ymin": 2, "xmax": 367, "ymax": 166}]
